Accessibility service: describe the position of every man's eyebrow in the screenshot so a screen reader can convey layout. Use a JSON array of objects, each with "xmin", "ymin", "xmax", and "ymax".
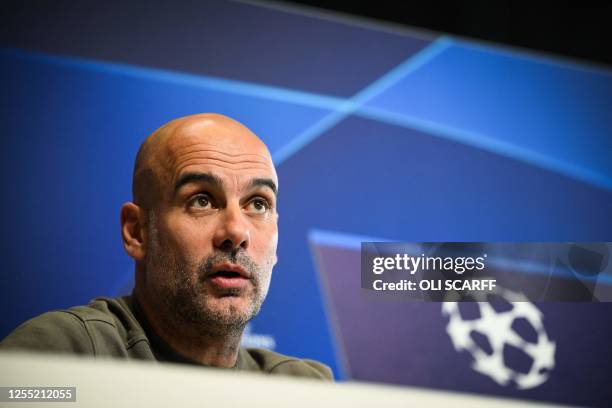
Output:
[
  {"xmin": 247, "ymin": 178, "xmax": 277, "ymax": 196},
  {"xmin": 174, "ymin": 172, "xmax": 224, "ymax": 195}
]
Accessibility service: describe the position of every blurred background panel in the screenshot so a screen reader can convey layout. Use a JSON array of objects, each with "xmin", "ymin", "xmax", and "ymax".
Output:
[{"xmin": 1, "ymin": 1, "xmax": 611, "ymax": 406}]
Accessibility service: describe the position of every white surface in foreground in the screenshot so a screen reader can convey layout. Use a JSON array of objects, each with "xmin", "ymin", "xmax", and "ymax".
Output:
[{"xmin": 0, "ymin": 351, "xmax": 560, "ymax": 408}]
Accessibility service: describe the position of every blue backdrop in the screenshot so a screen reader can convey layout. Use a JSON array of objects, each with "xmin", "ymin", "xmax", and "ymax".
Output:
[{"xmin": 1, "ymin": 1, "xmax": 611, "ymax": 406}]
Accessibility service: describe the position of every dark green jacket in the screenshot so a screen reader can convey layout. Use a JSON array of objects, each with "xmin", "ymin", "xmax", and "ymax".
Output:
[{"xmin": 0, "ymin": 295, "xmax": 333, "ymax": 381}]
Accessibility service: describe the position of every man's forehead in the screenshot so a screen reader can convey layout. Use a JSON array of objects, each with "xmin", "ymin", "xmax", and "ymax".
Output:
[
  {"xmin": 167, "ymin": 138, "xmax": 272, "ymax": 164},
  {"xmin": 153, "ymin": 117, "xmax": 277, "ymax": 188}
]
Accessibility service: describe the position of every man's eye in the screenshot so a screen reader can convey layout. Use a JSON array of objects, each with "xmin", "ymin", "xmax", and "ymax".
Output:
[
  {"xmin": 246, "ymin": 198, "xmax": 270, "ymax": 214},
  {"xmin": 189, "ymin": 194, "xmax": 213, "ymax": 210}
]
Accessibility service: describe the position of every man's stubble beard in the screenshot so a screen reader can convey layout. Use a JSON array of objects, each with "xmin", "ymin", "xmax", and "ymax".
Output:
[{"xmin": 143, "ymin": 211, "xmax": 272, "ymax": 338}]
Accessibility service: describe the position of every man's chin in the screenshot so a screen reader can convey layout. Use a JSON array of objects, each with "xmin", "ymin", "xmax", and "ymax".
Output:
[{"xmin": 204, "ymin": 296, "xmax": 258, "ymax": 324}]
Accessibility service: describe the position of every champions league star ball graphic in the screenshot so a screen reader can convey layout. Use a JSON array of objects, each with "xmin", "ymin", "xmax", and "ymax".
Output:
[{"xmin": 442, "ymin": 288, "xmax": 556, "ymax": 389}]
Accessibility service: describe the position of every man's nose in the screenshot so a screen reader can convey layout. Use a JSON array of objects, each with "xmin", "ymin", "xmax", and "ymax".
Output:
[{"xmin": 213, "ymin": 203, "xmax": 250, "ymax": 251}]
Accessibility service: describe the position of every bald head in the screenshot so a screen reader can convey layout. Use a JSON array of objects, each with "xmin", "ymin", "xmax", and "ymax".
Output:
[{"xmin": 132, "ymin": 113, "xmax": 275, "ymax": 209}]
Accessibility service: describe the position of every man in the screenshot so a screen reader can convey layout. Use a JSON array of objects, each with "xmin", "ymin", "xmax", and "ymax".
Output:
[{"xmin": 0, "ymin": 113, "xmax": 332, "ymax": 380}]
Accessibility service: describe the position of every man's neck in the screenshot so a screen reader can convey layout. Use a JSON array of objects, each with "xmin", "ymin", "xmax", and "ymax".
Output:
[{"xmin": 133, "ymin": 290, "xmax": 244, "ymax": 368}]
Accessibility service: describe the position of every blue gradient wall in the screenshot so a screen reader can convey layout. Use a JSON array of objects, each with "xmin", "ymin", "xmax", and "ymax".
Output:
[{"xmin": 1, "ymin": 1, "xmax": 611, "ymax": 406}]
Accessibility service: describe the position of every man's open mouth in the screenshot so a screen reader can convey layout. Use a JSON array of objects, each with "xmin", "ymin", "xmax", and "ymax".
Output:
[
  {"xmin": 206, "ymin": 265, "xmax": 251, "ymax": 291},
  {"xmin": 208, "ymin": 263, "xmax": 251, "ymax": 279},
  {"xmin": 209, "ymin": 271, "xmax": 246, "ymax": 279}
]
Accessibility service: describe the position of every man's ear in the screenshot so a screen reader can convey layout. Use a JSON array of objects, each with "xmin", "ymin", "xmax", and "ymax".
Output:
[{"xmin": 120, "ymin": 202, "xmax": 146, "ymax": 261}]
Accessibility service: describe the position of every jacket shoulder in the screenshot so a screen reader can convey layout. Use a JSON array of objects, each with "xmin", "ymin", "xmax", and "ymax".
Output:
[
  {"xmin": 0, "ymin": 297, "xmax": 140, "ymax": 356},
  {"xmin": 0, "ymin": 309, "xmax": 95, "ymax": 354},
  {"xmin": 243, "ymin": 348, "xmax": 334, "ymax": 381}
]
